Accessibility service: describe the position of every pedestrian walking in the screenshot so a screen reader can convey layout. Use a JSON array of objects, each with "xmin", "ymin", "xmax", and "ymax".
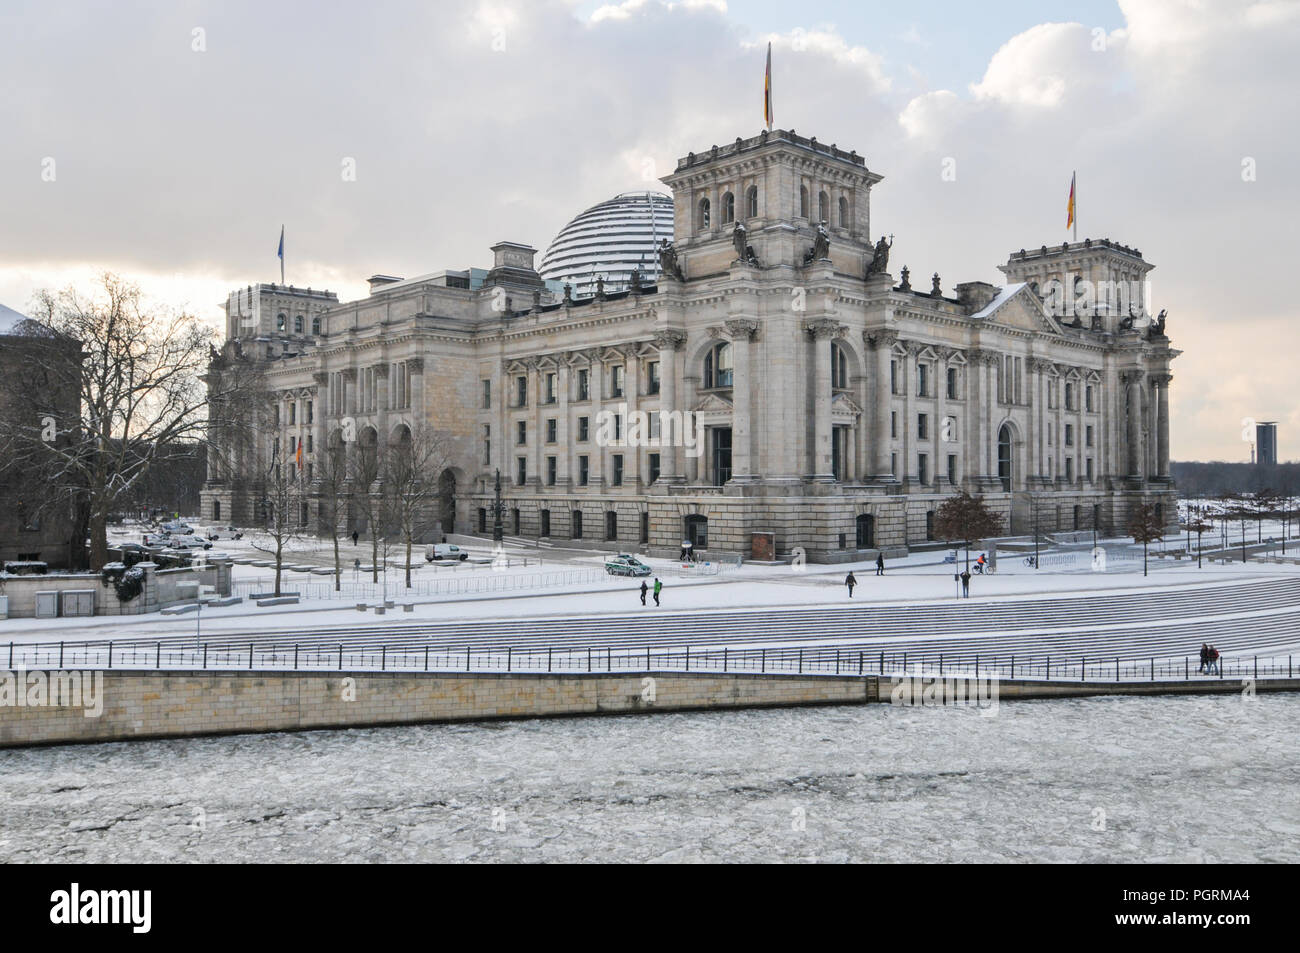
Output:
[
  {"xmin": 960, "ymin": 569, "xmax": 971, "ymax": 597},
  {"xmin": 845, "ymin": 571, "xmax": 857, "ymax": 598},
  {"xmin": 876, "ymin": 553, "xmax": 885, "ymax": 576},
  {"xmin": 1198, "ymin": 643, "xmax": 1209, "ymax": 674},
  {"xmin": 653, "ymin": 577, "xmax": 662, "ymax": 607},
  {"xmin": 1208, "ymin": 644, "xmax": 1221, "ymax": 675},
  {"xmin": 640, "ymin": 580, "xmax": 648, "ymax": 606},
  {"xmin": 351, "ymin": 530, "xmax": 359, "ymax": 547}
]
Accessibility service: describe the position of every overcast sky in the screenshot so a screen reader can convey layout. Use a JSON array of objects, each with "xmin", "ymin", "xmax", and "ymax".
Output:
[{"xmin": 1, "ymin": 0, "xmax": 1297, "ymax": 461}]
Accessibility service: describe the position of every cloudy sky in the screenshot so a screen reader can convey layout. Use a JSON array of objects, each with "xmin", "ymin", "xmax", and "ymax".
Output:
[{"xmin": 1, "ymin": 0, "xmax": 1296, "ymax": 461}]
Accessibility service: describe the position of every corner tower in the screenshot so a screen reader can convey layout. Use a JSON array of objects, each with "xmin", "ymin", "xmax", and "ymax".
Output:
[{"xmin": 660, "ymin": 129, "xmax": 883, "ymax": 277}]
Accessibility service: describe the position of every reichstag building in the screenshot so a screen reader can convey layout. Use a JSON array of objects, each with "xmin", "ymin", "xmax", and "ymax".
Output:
[{"xmin": 202, "ymin": 128, "xmax": 1178, "ymax": 561}]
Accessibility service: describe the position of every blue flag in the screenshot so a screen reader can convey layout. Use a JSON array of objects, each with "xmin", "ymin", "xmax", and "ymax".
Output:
[{"xmin": 277, "ymin": 225, "xmax": 284, "ymax": 261}]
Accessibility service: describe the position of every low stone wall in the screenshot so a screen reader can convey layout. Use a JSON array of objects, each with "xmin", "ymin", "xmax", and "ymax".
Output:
[
  {"xmin": 0, "ymin": 670, "xmax": 876, "ymax": 748},
  {"xmin": 4, "ymin": 668, "xmax": 1294, "ymax": 749}
]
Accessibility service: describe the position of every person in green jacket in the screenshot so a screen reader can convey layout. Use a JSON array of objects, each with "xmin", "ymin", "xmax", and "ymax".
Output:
[{"xmin": 652, "ymin": 577, "xmax": 662, "ymax": 606}]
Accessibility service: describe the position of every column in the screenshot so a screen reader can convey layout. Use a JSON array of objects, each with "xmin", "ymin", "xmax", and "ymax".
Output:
[
  {"xmin": 588, "ymin": 349, "xmax": 604, "ymax": 488},
  {"xmin": 526, "ymin": 358, "xmax": 541, "ymax": 487},
  {"xmin": 311, "ymin": 372, "xmax": 328, "ymax": 487},
  {"xmin": 865, "ymin": 329, "xmax": 898, "ymax": 480},
  {"xmin": 1154, "ymin": 373, "xmax": 1171, "ymax": 478},
  {"xmin": 1124, "ymin": 371, "xmax": 1143, "ymax": 478},
  {"xmin": 374, "ymin": 364, "xmax": 390, "ymax": 445},
  {"xmin": 557, "ymin": 360, "xmax": 571, "ymax": 486},
  {"xmin": 935, "ymin": 350, "xmax": 949, "ymax": 486},
  {"xmin": 805, "ymin": 319, "xmax": 838, "ymax": 481},
  {"xmin": 654, "ymin": 331, "xmax": 685, "ymax": 483},
  {"xmin": 407, "ymin": 357, "xmax": 425, "ymax": 420},
  {"xmin": 626, "ymin": 352, "xmax": 640, "ymax": 486},
  {"xmin": 725, "ymin": 318, "xmax": 759, "ymax": 481}
]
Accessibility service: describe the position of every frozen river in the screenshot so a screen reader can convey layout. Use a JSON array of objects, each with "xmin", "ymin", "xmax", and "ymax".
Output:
[{"xmin": 2, "ymin": 693, "xmax": 1297, "ymax": 863}]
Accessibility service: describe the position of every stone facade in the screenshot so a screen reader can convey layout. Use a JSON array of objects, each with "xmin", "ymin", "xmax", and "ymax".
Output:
[{"xmin": 203, "ymin": 129, "xmax": 1178, "ymax": 562}]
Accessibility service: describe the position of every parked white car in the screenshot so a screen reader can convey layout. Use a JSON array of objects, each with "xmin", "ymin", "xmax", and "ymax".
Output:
[
  {"xmin": 425, "ymin": 543, "xmax": 469, "ymax": 561},
  {"xmin": 169, "ymin": 535, "xmax": 212, "ymax": 550}
]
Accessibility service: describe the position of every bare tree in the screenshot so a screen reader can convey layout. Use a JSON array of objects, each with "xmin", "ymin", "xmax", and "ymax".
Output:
[
  {"xmin": 9, "ymin": 274, "xmax": 226, "ymax": 569},
  {"xmin": 248, "ymin": 451, "xmax": 308, "ymax": 598},
  {"xmin": 384, "ymin": 422, "xmax": 456, "ymax": 588},
  {"xmin": 314, "ymin": 432, "xmax": 350, "ymax": 591},
  {"xmin": 933, "ymin": 490, "xmax": 1003, "ymax": 571},
  {"xmin": 349, "ymin": 431, "xmax": 385, "ymax": 583},
  {"xmin": 1127, "ymin": 500, "xmax": 1164, "ymax": 577}
]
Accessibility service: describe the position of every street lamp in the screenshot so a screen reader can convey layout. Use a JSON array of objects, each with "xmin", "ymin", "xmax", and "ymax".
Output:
[{"xmin": 492, "ymin": 468, "xmax": 504, "ymax": 545}]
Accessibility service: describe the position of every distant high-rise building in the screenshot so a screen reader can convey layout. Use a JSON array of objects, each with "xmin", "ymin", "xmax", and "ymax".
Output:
[{"xmin": 1256, "ymin": 421, "xmax": 1278, "ymax": 466}]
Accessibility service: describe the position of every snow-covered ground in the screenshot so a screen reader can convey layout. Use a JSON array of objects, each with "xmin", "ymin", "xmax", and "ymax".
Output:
[{"xmin": 5, "ymin": 521, "xmax": 1300, "ymax": 643}]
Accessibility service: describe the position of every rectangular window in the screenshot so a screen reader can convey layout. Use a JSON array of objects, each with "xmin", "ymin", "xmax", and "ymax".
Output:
[
  {"xmin": 572, "ymin": 510, "xmax": 583, "ymax": 539},
  {"xmin": 546, "ymin": 418, "xmax": 557, "ymax": 443},
  {"xmin": 890, "ymin": 360, "xmax": 898, "ymax": 394},
  {"xmin": 891, "ymin": 452, "xmax": 897, "ymax": 477},
  {"xmin": 649, "ymin": 452, "xmax": 661, "ymax": 483},
  {"xmin": 1065, "ymin": 457, "xmax": 1075, "ymax": 482},
  {"xmin": 578, "ymin": 455, "xmax": 589, "ymax": 486},
  {"xmin": 482, "ymin": 379, "xmax": 491, "ymax": 409},
  {"xmin": 546, "ymin": 456, "xmax": 557, "ymax": 485},
  {"xmin": 605, "ymin": 511, "xmax": 618, "ymax": 541},
  {"xmin": 1085, "ymin": 425, "xmax": 1094, "ymax": 447},
  {"xmin": 947, "ymin": 453, "xmax": 957, "ymax": 484},
  {"xmin": 578, "ymin": 416, "xmax": 590, "ymax": 441},
  {"xmin": 540, "ymin": 510, "xmax": 551, "ymax": 537},
  {"xmin": 273, "ymin": 405, "xmax": 280, "ymax": 426},
  {"xmin": 918, "ymin": 413, "xmax": 928, "ymax": 440},
  {"xmin": 516, "ymin": 375, "xmax": 528, "ymax": 406},
  {"xmin": 545, "ymin": 372, "xmax": 556, "ymax": 404},
  {"xmin": 482, "ymin": 425, "xmax": 491, "ymax": 466},
  {"xmin": 1086, "ymin": 385, "xmax": 1094, "ymax": 413},
  {"xmin": 917, "ymin": 364, "xmax": 928, "ymax": 397},
  {"xmin": 613, "ymin": 414, "xmax": 622, "ymax": 441},
  {"xmin": 640, "ymin": 512, "xmax": 649, "ymax": 544},
  {"xmin": 517, "ymin": 420, "xmax": 527, "ymax": 445},
  {"xmin": 611, "ymin": 365, "xmax": 625, "ymax": 398},
  {"xmin": 648, "ymin": 361, "xmax": 660, "ymax": 395},
  {"xmin": 516, "ymin": 456, "xmax": 527, "ymax": 486},
  {"xmin": 1086, "ymin": 457, "xmax": 1094, "ymax": 481},
  {"xmin": 306, "ymin": 434, "xmax": 313, "ymax": 453},
  {"xmin": 918, "ymin": 453, "xmax": 928, "ymax": 485},
  {"xmin": 612, "ymin": 454, "xmax": 624, "ymax": 486},
  {"xmin": 306, "ymin": 400, "xmax": 313, "ymax": 424},
  {"xmin": 1065, "ymin": 423, "xmax": 1074, "ymax": 447},
  {"xmin": 577, "ymin": 368, "xmax": 590, "ymax": 401},
  {"xmin": 947, "ymin": 366, "xmax": 958, "ymax": 400},
  {"xmin": 289, "ymin": 402, "xmax": 296, "ymax": 425},
  {"xmin": 891, "ymin": 411, "xmax": 897, "ymax": 439}
]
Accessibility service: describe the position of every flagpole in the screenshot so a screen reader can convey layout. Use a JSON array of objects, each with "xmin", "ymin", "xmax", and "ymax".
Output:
[{"xmin": 1073, "ymin": 171, "xmax": 1077, "ymax": 242}]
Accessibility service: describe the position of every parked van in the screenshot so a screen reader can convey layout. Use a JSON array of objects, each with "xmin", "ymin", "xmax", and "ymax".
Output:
[{"xmin": 425, "ymin": 543, "xmax": 469, "ymax": 562}]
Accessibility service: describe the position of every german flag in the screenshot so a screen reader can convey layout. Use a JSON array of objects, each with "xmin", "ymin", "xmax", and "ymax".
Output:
[
  {"xmin": 764, "ymin": 42, "xmax": 773, "ymax": 130},
  {"xmin": 1066, "ymin": 172, "xmax": 1076, "ymax": 231},
  {"xmin": 295, "ymin": 437, "xmax": 304, "ymax": 471}
]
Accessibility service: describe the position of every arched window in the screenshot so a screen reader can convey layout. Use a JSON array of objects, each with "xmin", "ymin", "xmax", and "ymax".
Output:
[
  {"xmin": 697, "ymin": 197, "xmax": 711, "ymax": 230},
  {"xmin": 997, "ymin": 424, "xmax": 1013, "ymax": 492},
  {"xmin": 799, "ymin": 186, "xmax": 809, "ymax": 218},
  {"xmin": 703, "ymin": 341, "xmax": 733, "ymax": 388},
  {"xmin": 746, "ymin": 185, "xmax": 758, "ymax": 218},
  {"xmin": 838, "ymin": 196, "xmax": 849, "ymax": 228},
  {"xmin": 818, "ymin": 190, "xmax": 829, "ymax": 223},
  {"xmin": 294, "ymin": 314, "xmax": 304, "ymax": 334},
  {"xmin": 721, "ymin": 191, "xmax": 735, "ymax": 224},
  {"xmin": 276, "ymin": 313, "xmax": 286, "ymax": 332},
  {"xmin": 311, "ymin": 316, "xmax": 321, "ymax": 335},
  {"xmin": 831, "ymin": 342, "xmax": 849, "ymax": 389}
]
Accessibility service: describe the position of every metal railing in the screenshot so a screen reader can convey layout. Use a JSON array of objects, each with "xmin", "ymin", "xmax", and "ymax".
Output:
[{"xmin": 5, "ymin": 636, "xmax": 1295, "ymax": 685}]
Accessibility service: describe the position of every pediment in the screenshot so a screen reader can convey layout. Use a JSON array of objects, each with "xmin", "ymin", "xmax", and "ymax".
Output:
[
  {"xmin": 831, "ymin": 392, "xmax": 863, "ymax": 416},
  {"xmin": 973, "ymin": 284, "xmax": 1065, "ymax": 335},
  {"xmin": 691, "ymin": 392, "xmax": 734, "ymax": 414}
]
